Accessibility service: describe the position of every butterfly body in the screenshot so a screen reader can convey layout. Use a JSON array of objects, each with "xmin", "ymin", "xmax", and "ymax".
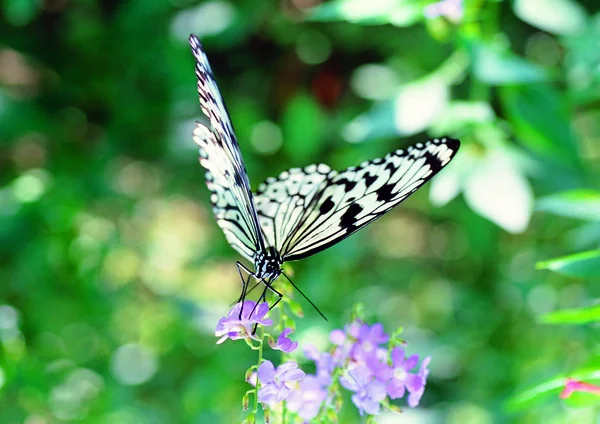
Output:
[
  {"xmin": 189, "ymin": 34, "xmax": 460, "ymax": 307},
  {"xmin": 254, "ymin": 247, "xmax": 283, "ymax": 281}
]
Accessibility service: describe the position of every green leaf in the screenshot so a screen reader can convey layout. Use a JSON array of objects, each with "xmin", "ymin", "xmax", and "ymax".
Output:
[
  {"xmin": 540, "ymin": 304, "xmax": 600, "ymax": 325},
  {"xmin": 472, "ymin": 43, "xmax": 549, "ymax": 85},
  {"xmin": 537, "ymin": 189, "xmax": 600, "ymax": 221},
  {"xmin": 536, "ymin": 250, "xmax": 600, "ymax": 278},
  {"xmin": 307, "ymin": 0, "xmax": 421, "ymax": 27},
  {"xmin": 508, "ymin": 369, "xmax": 600, "ymax": 411},
  {"xmin": 563, "ymin": 14, "xmax": 600, "ymax": 105},
  {"xmin": 513, "ymin": 0, "xmax": 588, "ymax": 36},
  {"xmin": 500, "ymin": 85, "xmax": 581, "ymax": 169}
]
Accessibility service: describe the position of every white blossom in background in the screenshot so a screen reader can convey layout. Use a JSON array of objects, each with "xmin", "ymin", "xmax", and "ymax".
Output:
[
  {"xmin": 394, "ymin": 76, "xmax": 449, "ymax": 136},
  {"xmin": 430, "ymin": 145, "xmax": 533, "ymax": 234}
]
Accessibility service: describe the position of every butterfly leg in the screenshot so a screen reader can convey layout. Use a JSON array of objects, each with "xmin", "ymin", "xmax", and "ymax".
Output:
[
  {"xmin": 250, "ymin": 279, "xmax": 283, "ymax": 335},
  {"xmin": 264, "ymin": 280, "xmax": 283, "ymax": 311},
  {"xmin": 236, "ymin": 261, "xmax": 254, "ymax": 319}
]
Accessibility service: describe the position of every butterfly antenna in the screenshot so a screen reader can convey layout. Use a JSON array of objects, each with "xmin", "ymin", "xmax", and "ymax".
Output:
[{"xmin": 281, "ymin": 271, "xmax": 328, "ymax": 321}]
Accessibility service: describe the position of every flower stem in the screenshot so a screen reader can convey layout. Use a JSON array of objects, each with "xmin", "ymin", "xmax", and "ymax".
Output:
[{"xmin": 254, "ymin": 325, "xmax": 265, "ymax": 413}]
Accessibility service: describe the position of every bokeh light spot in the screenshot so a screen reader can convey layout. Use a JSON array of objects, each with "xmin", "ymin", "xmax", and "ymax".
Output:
[
  {"xmin": 171, "ymin": 1, "xmax": 235, "ymax": 41},
  {"xmin": 251, "ymin": 121, "xmax": 283, "ymax": 155},
  {"xmin": 351, "ymin": 64, "xmax": 400, "ymax": 100},
  {"xmin": 296, "ymin": 31, "xmax": 332, "ymax": 65},
  {"xmin": 12, "ymin": 169, "xmax": 49, "ymax": 203},
  {"xmin": 110, "ymin": 343, "xmax": 158, "ymax": 386}
]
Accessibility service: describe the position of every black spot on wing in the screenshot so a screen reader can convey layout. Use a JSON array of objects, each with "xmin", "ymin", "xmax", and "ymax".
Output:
[
  {"xmin": 336, "ymin": 178, "xmax": 357, "ymax": 192},
  {"xmin": 340, "ymin": 203, "xmax": 363, "ymax": 230},
  {"xmin": 320, "ymin": 197, "xmax": 335, "ymax": 214},
  {"xmin": 376, "ymin": 184, "xmax": 395, "ymax": 202},
  {"xmin": 384, "ymin": 162, "xmax": 397, "ymax": 173},
  {"xmin": 364, "ymin": 173, "xmax": 377, "ymax": 188}
]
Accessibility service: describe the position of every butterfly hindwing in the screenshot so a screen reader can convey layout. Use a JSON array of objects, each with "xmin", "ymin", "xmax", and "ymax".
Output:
[
  {"xmin": 254, "ymin": 138, "xmax": 460, "ymax": 261},
  {"xmin": 190, "ymin": 35, "xmax": 266, "ymax": 261}
]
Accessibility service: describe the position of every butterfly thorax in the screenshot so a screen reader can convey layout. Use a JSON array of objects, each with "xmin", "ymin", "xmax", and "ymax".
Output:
[{"xmin": 254, "ymin": 246, "xmax": 283, "ymax": 280}]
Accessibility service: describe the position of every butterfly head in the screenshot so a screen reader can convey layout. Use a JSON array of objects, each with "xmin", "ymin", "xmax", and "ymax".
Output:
[{"xmin": 254, "ymin": 247, "xmax": 283, "ymax": 281}]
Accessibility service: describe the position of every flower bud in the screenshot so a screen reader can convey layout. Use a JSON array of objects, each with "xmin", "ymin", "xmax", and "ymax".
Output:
[
  {"xmin": 245, "ymin": 368, "xmax": 255, "ymax": 383},
  {"xmin": 242, "ymin": 393, "xmax": 250, "ymax": 411},
  {"xmin": 264, "ymin": 408, "xmax": 271, "ymax": 424},
  {"xmin": 243, "ymin": 412, "xmax": 255, "ymax": 424}
]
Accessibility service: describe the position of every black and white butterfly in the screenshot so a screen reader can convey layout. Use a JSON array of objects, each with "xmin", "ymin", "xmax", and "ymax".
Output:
[{"xmin": 189, "ymin": 34, "xmax": 459, "ymax": 312}]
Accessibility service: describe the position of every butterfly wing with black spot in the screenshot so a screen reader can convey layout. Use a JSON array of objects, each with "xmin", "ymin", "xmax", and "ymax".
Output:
[
  {"xmin": 190, "ymin": 34, "xmax": 266, "ymax": 261},
  {"xmin": 254, "ymin": 138, "xmax": 460, "ymax": 261},
  {"xmin": 253, "ymin": 164, "xmax": 331, "ymax": 253}
]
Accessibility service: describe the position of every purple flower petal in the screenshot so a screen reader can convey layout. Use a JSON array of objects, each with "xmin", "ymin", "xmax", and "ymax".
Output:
[
  {"xmin": 391, "ymin": 347, "xmax": 405, "ymax": 366},
  {"xmin": 302, "ymin": 345, "xmax": 334, "ymax": 386},
  {"xmin": 420, "ymin": 356, "xmax": 431, "ymax": 378},
  {"xmin": 367, "ymin": 380, "xmax": 387, "ymax": 402},
  {"xmin": 257, "ymin": 361, "xmax": 305, "ymax": 407},
  {"xmin": 303, "ymin": 344, "xmax": 320, "ymax": 361},
  {"xmin": 270, "ymin": 327, "xmax": 298, "ymax": 353},
  {"xmin": 330, "ymin": 329, "xmax": 346, "ymax": 345},
  {"xmin": 386, "ymin": 379, "xmax": 406, "ymax": 399},
  {"xmin": 214, "ymin": 301, "xmax": 273, "ymax": 344},
  {"xmin": 258, "ymin": 360, "xmax": 275, "ymax": 384},
  {"xmin": 279, "ymin": 368, "xmax": 305, "ymax": 382},
  {"xmin": 408, "ymin": 389, "xmax": 424, "ymax": 407},
  {"xmin": 286, "ymin": 375, "xmax": 328, "ymax": 420},
  {"xmin": 365, "ymin": 355, "xmax": 392, "ymax": 382},
  {"xmin": 404, "ymin": 354, "xmax": 419, "ymax": 371},
  {"xmin": 405, "ymin": 374, "xmax": 425, "ymax": 393}
]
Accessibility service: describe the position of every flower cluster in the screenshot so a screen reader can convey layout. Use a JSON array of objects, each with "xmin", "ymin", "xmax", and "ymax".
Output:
[
  {"xmin": 215, "ymin": 300, "xmax": 431, "ymax": 422},
  {"xmin": 286, "ymin": 321, "xmax": 430, "ymax": 419}
]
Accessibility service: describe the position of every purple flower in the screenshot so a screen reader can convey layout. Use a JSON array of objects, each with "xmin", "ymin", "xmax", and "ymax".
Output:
[
  {"xmin": 303, "ymin": 344, "xmax": 335, "ymax": 386},
  {"xmin": 257, "ymin": 360, "xmax": 305, "ymax": 407},
  {"xmin": 330, "ymin": 329, "xmax": 346, "ymax": 345},
  {"xmin": 386, "ymin": 348, "xmax": 430, "ymax": 407},
  {"xmin": 365, "ymin": 353, "xmax": 392, "ymax": 383},
  {"xmin": 286, "ymin": 375, "xmax": 328, "ymax": 421},
  {"xmin": 340, "ymin": 364, "xmax": 387, "ymax": 416},
  {"xmin": 408, "ymin": 356, "xmax": 430, "ymax": 407},
  {"xmin": 350, "ymin": 323, "xmax": 389, "ymax": 362},
  {"xmin": 269, "ymin": 328, "xmax": 298, "ymax": 353},
  {"xmin": 330, "ymin": 328, "xmax": 352, "ymax": 366},
  {"xmin": 424, "ymin": 0, "xmax": 463, "ymax": 22},
  {"xmin": 215, "ymin": 301, "xmax": 272, "ymax": 344}
]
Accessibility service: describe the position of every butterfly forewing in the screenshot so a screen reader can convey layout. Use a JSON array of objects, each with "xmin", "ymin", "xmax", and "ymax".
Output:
[
  {"xmin": 190, "ymin": 35, "xmax": 266, "ymax": 261},
  {"xmin": 254, "ymin": 138, "xmax": 460, "ymax": 261}
]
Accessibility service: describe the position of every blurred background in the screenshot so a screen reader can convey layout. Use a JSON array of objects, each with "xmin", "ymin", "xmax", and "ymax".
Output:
[{"xmin": 1, "ymin": 0, "xmax": 599, "ymax": 423}]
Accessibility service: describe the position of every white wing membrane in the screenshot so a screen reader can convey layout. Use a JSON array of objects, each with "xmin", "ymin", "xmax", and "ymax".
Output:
[
  {"xmin": 190, "ymin": 35, "xmax": 266, "ymax": 261},
  {"xmin": 254, "ymin": 164, "xmax": 331, "ymax": 252},
  {"xmin": 254, "ymin": 138, "xmax": 459, "ymax": 261}
]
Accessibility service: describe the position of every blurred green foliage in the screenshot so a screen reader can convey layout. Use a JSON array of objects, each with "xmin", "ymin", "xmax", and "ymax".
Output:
[{"xmin": 1, "ymin": 0, "xmax": 599, "ymax": 423}]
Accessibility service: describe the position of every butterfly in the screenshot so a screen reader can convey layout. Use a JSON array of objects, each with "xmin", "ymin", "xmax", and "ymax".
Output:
[{"xmin": 189, "ymin": 34, "xmax": 460, "ymax": 313}]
